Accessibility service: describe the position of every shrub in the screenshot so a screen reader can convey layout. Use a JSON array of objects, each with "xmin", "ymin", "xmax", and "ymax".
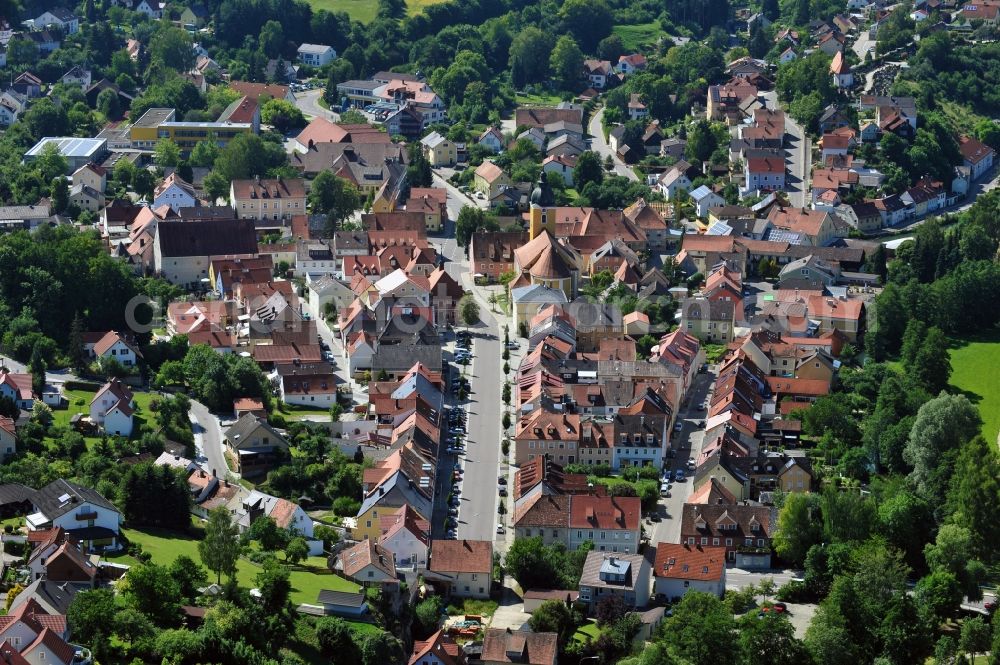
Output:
[
  {"xmin": 776, "ymin": 580, "xmax": 811, "ymax": 603},
  {"xmin": 332, "ymin": 496, "xmax": 360, "ymax": 517}
]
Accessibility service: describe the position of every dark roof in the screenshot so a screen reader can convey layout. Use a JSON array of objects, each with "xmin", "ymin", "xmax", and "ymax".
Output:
[
  {"xmin": 0, "ymin": 483, "xmax": 37, "ymax": 506},
  {"xmin": 9, "ymin": 579, "xmax": 78, "ymax": 616},
  {"xmin": 33, "ymin": 479, "xmax": 118, "ymax": 521},
  {"xmin": 371, "ymin": 344, "xmax": 442, "ymax": 373},
  {"xmin": 317, "ymin": 589, "xmax": 366, "ymax": 607},
  {"xmin": 156, "ymin": 219, "xmax": 258, "ymax": 257}
]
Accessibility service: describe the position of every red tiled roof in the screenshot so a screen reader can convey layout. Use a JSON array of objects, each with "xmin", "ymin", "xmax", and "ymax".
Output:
[
  {"xmin": 654, "ymin": 543, "xmax": 726, "ymax": 581},
  {"xmin": 429, "ymin": 539, "xmax": 492, "ymax": 574},
  {"xmin": 568, "ymin": 495, "xmax": 640, "ymax": 530}
]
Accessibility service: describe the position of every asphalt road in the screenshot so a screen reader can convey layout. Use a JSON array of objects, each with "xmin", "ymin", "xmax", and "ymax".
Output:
[
  {"xmin": 189, "ymin": 398, "xmax": 235, "ymax": 481},
  {"xmin": 451, "ymin": 316, "xmax": 503, "ymax": 541},
  {"xmin": 294, "ymin": 88, "xmax": 340, "ymax": 122},
  {"xmin": 647, "ymin": 369, "xmax": 717, "ymax": 545},
  {"xmin": 588, "ymin": 106, "xmax": 639, "ymax": 181},
  {"xmin": 783, "ymin": 113, "xmax": 810, "ymax": 209}
]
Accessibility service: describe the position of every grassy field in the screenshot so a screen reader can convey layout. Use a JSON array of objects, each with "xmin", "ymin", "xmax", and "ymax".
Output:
[
  {"xmin": 514, "ymin": 91, "xmax": 565, "ymax": 106},
  {"xmin": 949, "ymin": 330, "xmax": 1000, "ymax": 444},
  {"xmin": 302, "ymin": 0, "xmax": 447, "ymax": 23},
  {"xmin": 120, "ymin": 525, "xmax": 359, "ymax": 606},
  {"xmin": 612, "ymin": 21, "xmax": 666, "ymax": 51},
  {"xmin": 573, "ymin": 619, "xmax": 601, "ymax": 644},
  {"xmin": 52, "ymin": 387, "xmax": 158, "ymax": 448}
]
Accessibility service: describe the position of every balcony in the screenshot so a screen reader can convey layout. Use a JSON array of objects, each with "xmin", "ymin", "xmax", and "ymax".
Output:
[{"xmin": 75, "ymin": 511, "xmax": 98, "ymax": 521}]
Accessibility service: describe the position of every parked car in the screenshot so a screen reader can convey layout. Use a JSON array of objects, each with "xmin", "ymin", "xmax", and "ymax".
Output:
[
  {"xmin": 496, "ymin": 525, "xmax": 505, "ymax": 534},
  {"xmin": 674, "ymin": 470, "xmax": 685, "ymax": 481},
  {"xmin": 498, "ymin": 476, "xmax": 507, "ymax": 485},
  {"xmin": 498, "ymin": 488, "xmax": 507, "ymax": 497},
  {"xmin": 673, "ymin": 422, "xmax": 683, "ymax": 432}
]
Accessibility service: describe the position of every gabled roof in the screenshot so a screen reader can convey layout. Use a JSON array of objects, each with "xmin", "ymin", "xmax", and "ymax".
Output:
[
  {"xmin": 92, "ymin": 331, "xmax": 141, "ymax": 358},
  {"xmin": 32, "ymin": 479, "xmax": 118, "ymax": 521},
  {"xmin": 224, "ymin": 413, "xmax": 288, "ymax": 450},
  {"xmin": 340, "ymin": 539, "xmax": 397, "ymax": 580},
  {"xmin": 428, "ymin": 539, "xmax": 492, "ymax": 574},
  {"xmin": 654, "ymin": 543, "xmax": 726, "ymax": 581},
  {"xmin": 409, "ymin": 629, "xmax": 465, "ymax": 665},
  {"xmin": 481, "ymin": 629, "xmax": 557, "ymax": 665}
]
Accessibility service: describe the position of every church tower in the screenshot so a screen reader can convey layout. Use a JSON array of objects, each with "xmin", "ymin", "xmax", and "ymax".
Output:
[{"xmin": 528, "ymin": 175, "xmax": 556, "ymax": 240}]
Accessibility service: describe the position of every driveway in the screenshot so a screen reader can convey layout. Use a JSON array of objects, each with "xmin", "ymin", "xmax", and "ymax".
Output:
[
  {"xmin": 294, "ymin": 88, "xmax": 340, "ymax": 122},
  {"xmin": 588, "ymin": 106, "xmax": 639, "ymax": 181}
]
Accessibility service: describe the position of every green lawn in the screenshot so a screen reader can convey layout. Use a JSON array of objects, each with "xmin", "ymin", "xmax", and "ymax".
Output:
[
  {"xmin": 612, "ymin": 22, "xmax": 666, "ymax": 51},
  {"xmin": 301, "ymin": 0, "xmax": 447, "ymax": 23},
  {"xmin": 52, "ymin": 387, "xmax": 158, "ymax": 448},
  {"xmin": 120, "ymin": 525, "xmax": 358, "ymax": 606},
  {"xmin": 949, "ymin": 331, "xmax": 1000, "ymax": 444},
  {"xmin": 573, "ymin": 619, "xmax": 601, "ymax": 644},
  {"xmin": 515, "ymin": 91, "xmax": 565, "ymax": 106}
]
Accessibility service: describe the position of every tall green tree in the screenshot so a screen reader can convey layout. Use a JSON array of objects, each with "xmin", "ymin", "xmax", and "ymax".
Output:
[
  {"xmin": 559, "ymin": 0, "xmax": 613, "ymax": 51},
  {"xmin": 155, "ymin": 139, "xmax": 182, "ymax": 168},
  {"xmin": 199, "ymin": 507, "xmax": 240, "ymax": 584},
  {"xmin": 904, "ymin": 393, "xmax": 981, "ymax": 508},
  {"xmin": 773, "ymin": 492, "xmax": 822, "ymax": 565},
  {"xmin": 309, "ymin": 170, "xmax": 360, "ymax": 234},
  {"xmin": 662, "ymin": 592, "xmax": 738, "ymax": 665},
  {"xmin": 509, "ymin": 27, "xmax": 553, "ymax": 88},
  {"xmin": 549, "ymin": 35, "xmax": 584, "ymax": 92}
]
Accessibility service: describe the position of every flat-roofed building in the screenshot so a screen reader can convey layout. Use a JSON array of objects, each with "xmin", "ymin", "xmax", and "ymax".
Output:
[{"xmin": 24, "ymin": 137, "xmax": 108, "ymax": 173}]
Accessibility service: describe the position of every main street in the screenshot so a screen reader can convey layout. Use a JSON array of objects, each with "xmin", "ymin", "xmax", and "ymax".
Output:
[
  {"xmin": 783, "ymin": 112, "xmax": 810, "ymax": 209},
  {"xmin": 648, "ymin": 369, "xmax": 717, "ymax": 545}
]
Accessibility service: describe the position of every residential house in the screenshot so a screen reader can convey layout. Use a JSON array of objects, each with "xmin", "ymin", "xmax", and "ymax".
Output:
[
  {"xmin": 0, "ymin": 417, "xmax": 15, "ymax": 461},
  {"xmin": 89, "ymin": 380, "xmax": 134, "ymax": 437},
  {"xmin": 421, "ymin": 131, "xmax": 457, "ymax": 167},
  {"xmin": 409, "ymin": 630, "xmax": 467, "ymax": 665},
  {"xmin": 653, "ymin": 543, "xmax": 726, "ymax": 600},
  {"xmin": 680, "ymin": 503, "xmax": 776, "ymax": 566},
  {"xmin": 297, "ymin": 43, "xmax": 336, "ymax": 67},
  {"xmin": 236, "ymin": 489, "xmax": 318, "ymax": 551},
  {"xmin": 578, "ymin": 551, "xmax": 652, "ymax": 609},
  {"xmin": 617, "ymin": 53, "xmax": 647, "ymax": 75},
  {"xmin": 0, "ymin": 597, "xmax": 77, "ymax": 665},
  {"xmin": 12, "ymin": 71, "xmax": 42, "ymax": 98},
  {"xmin": 628, "ymin": 94, "xmax": 649, "ymax": 121},
  {"xmin": 427, "ymin": 539, "xmax": 493, "ymax": 599},
  {"xmin": 29, "ymin": 8, "xmax": 80, "ymax": 33},
  {"xmin": 656, "ymin": 167, "xmax": 692, "ymax": 200},
  {"xmin": 779, "ymin": 47, "xmax": 797, "ymax": 64},
  {"xmin": 583, "ymin": 59, "xmax": 615, "ymax": 88},
  {"xmin": 478, "ymin": 126, "xmax": 505, "ymax": 153},
  {"xmin": 680, "ymin": 298, "xmax": 734, "ymax": 344},
  {"xmin": 338, "ymin": 539, "xmax": 397, "ymax": 587},
  {"xmin": 569, "ymin": 495, "xmax": 641, "ymax": 553},
  {"xmin": 230, "ymin": 177, "xmax": 306, "ymax": 220},
  {"xmin": 744, "ymin": 157, "xmax": 786, "ymax": 196},
  {"xmin": 776, "ymin": 255, "xmax": 839, "ymax": 290},
  {"xmin": 542, "ymin": 154, "xmax": 576, "ymax": 186},
  {"xmin": 279, "ymin": 363, "xmax": 337, "ymax": 408},
  {"xmin": 60, "ymin": 65, "xmax": 90, "ymax": 89},
  {"xmin": 27, "ymin": 534, "xmax": 98, "ymax": 587},
  {"xmin": 515, "ymin": 105, "xmax": 584, "ymax": 131},
  {"xmin": 0, "ymin": 371, "xmax": 34, "ymax": 409},
  {"xmin": 474, "ymin": 161, "xmax": 511, "ymax": 198},
  {"xmin": 470, "ymin": 231, "xmax": 530, "ymax": 282},
  {"xmin": 179, "ymin": 3, "xmax": 209, "ymax": 26},
  {"xmin": 690, "ymin": 185, "xmax": 725, "ymax": 218},
  {"xmin": 72, "ymin": 163, "xmax": 106, "ymax": 194},
  {"xmin": 480, "ymin": 630, "xmax": 557, "ymax": 665},
  {"xmin": 223, "ymin": 414, "xmax": 290, "ymax": 477},
  {"xmin": 88, "ymin": 330, "xmax": 141, "ymax": 367},
  {"xmin": 153, "ymin": 218, "xmax": 258, "ymax": 287},
  {"xmin": 378, "ymin": 504, "xmax": 429, "ymax": 569},
  {"xmin": 26, "ymin": 478, "xmax": 121, "ymax": 552},
  {"xmin": 959, "ymin": 135, "xmax": 995, "ymax": 181},
  {"xmin": 830, "ymin": 51, "xmax": 854, "ymax": 88}
]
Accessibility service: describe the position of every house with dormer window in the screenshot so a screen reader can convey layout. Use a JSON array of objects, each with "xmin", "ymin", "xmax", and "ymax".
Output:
[
  {"xmin": 578, "ymin": 551, "xmax": 651, "ymax": 608},
  {"xmin": 653, "ymin": 543, "xmax": 726, "ymax": 599},
  {"xmin": 680, "ymin": 503, "xmax": 776, "ymax": 567}
]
